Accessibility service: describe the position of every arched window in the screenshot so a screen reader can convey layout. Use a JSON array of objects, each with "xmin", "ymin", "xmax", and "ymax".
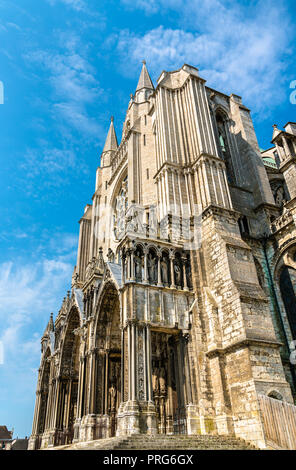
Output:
[
  {"xmin": 216, "ymin": 112, "xmax": 235, "ymax": 184},
  {"xmin": 267, "ymin": 390, "xmax": 283, "ymax": 400}
]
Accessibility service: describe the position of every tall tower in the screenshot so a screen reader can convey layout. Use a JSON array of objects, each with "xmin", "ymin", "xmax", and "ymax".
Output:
[{"xmin": 29, "ymin": 64, "xmax": 295, "ymax": 451}]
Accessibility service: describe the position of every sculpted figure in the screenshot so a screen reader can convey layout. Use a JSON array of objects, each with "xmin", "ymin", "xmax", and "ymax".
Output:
[
  {"xmin": 152, "ymin": 368, "xmax": 159, "ymax": 396},
  {"xmin": 159, "ymin": 366, "xmax": 167, "ymax": 396},
  {"xmin": 161, "ymin": 258, "xmax": 168, "ymax": 285},
  {"xmin": 275, "ymin": 186, "xmax": 285, "ymax": 207},
  {"xmin": 174, "ymin": 262, "xmax": 181, "ymax": 286},
  {"xmin": 185, "ymin": 261, "xmax": 192, "ymax": 288},
  {"xmin": 148, "ymin": 253, "xmax": 157, "ymax": 283},
  {"xmin": 134, "ymin": 250, "xmax": 142, "ymax": 281}
]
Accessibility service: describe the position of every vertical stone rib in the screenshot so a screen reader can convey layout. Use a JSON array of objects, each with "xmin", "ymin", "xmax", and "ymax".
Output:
[
  {"xmin": 192, "ymin": 80, "xmax": 207, "ymax": 154},
  {"xmin": 183, "ymin": 84, "xmax": 196, "ymax": 162},
  {"xmin": 175, "ymin": 89, "xmax": 187, "ymax": 165},
  {"xmin": 185, "ymin": 81, "xmax": 199, "ymax": 161}
]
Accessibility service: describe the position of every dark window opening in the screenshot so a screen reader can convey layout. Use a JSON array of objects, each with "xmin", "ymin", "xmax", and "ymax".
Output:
[
  {"xmin": 280, "ymin": 266, "xmax": 296, "ymax": 339},
  {"xmin": 216, "ymin": 113, "xmax": 235, "ymax": 184},
  {"xmin": 238, "ymin": 216, "xmax": 249, "ymax": 236}
]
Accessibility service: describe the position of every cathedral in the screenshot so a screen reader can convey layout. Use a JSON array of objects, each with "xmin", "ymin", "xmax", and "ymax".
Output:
[{"xmin": 29, "ymin": 62, "xmax": 296, "ymax": 450}]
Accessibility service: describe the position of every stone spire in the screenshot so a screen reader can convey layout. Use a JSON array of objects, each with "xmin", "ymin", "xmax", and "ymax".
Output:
[
  {"xmin": 47, "ymin": 312, "xmax": 54, "ymax": 332},
  {"xmin": 136, "ymin": 60, "xmax": 154, "ymax": 92},
  {"xmin": 41, "ymin": 313, "xmax": 54, "ymax": 343},
  {"xmin": 102, "ymin": 116, "xmax": 118, "ymax": 153}
]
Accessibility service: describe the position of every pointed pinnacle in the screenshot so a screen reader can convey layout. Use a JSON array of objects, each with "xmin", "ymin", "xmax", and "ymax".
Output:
[
  {"xmin": 103, "ymin": 117, "xmax": 118, "ymax": 153},
  {"xmin": 136, "ymin": 61, "xmax": 154, "ymax": 92}
]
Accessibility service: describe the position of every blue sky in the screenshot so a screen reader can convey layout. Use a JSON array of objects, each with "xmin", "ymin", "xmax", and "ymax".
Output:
[{"xmin": 0, "ymin": 0, "xmax": 295, "ymax": 438}]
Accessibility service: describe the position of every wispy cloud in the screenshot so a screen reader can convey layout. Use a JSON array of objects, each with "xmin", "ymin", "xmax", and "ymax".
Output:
[
  {"xmin": 47, "ymin": 0, "xmax": 87, "ymax": 12},
  {"xmin": 25, "ymin": 32, "xmax": 103, "ymax": 138},
  {"xmin": 19, "ymin": 145, "xmax": 89, "ymax": 198},
  {"xmin": 0, "ymin": 232, "xmax": 77, "ymax": 434},
  {"xmin": 117, "ymin": 0, "xmax": 294, "ymax": 115},
  {"xmin": 0, "ymin": 255, "xmax": 73, "ymax": 378},
  {"xmin": 120, "ymin": 0, "xmax": 159, "ymax": 14}
]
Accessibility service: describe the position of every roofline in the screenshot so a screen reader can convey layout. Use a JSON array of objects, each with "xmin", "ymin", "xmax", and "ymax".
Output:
[{"xmin": 261, "ymin": 146, "xmax": 276, "ymax": 153}]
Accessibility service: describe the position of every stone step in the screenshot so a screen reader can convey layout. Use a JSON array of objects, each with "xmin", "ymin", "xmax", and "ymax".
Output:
[{"xmin": 50, "ymin": 434, "xmax": 257, "ymax": 451}]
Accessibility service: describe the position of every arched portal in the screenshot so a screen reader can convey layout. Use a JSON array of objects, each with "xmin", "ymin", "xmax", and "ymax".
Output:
[
  {"xmin": 95, "ymin": 283, "xmax": 121, "ymax": 437},
  {"xmin": 58, "ymin": 307, "xmax": 80, "ymax": 445},
  {"xmin": 151, "ymin": 331, "xmax": 188, "ymax": 435},
  {"xmin": 279, "ymin": 266, "xmax": 296, "ymax": 339}
]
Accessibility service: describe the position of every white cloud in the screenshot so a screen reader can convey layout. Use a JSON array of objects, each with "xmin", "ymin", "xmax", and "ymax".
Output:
[
  {"xmin": 0, "ymin": 234, "xmax": 76, "ymax": 370},
  {"xmin": 25, "ymin": 32, "xmax": 103, "ymax": 138},
  {"xmin": 19, "ymin": 144, "xmax": 90, "ymax": 196},
  {"xmin": 116, "ymin": 0, "xmax": 293, "ymax": 115},
  {"xmin": 47, "ymin": 0, "xmax": 87, "ymax": 12},
  {"xmin": 0, "ymin": 234, "xmax": 77, "ymax": 435},
  {"xmin": 120, "ymin": 0, "xmax": 159, "ymax": 14}
]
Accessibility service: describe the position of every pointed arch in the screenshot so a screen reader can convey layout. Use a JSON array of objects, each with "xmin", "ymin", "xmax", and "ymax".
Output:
[{"xmin": 93, "ymin": 281, "xmax": 121, "ymax": 435}]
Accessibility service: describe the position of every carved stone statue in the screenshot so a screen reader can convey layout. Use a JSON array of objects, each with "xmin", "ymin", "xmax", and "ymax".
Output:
[
  {"xmin": 174, "ymin": 261, "xmax": 181, "ymax": 286},
  {"xmin": 161, "ymin": 258, "xmax": 168, "ymax": 285},
  {"xmin": 148, "ymin": 253, "xmax": 157, "ymax": 283},
  {"xmin": 109, "ymin": 382, "xmax": 117, "ymax": 410},
  {"xmin": 107, "ymin": 248, "xmax": 115, "ymax": 263},
  {"xmin": 185, "ymin": 261, "xmax": 192, "ymax": 288},
  {"xmin": 134, "ymin": 250, "xmax": 142, "ymax": 281},
  {"xmin": 159, "ymin": 366, "xmax": 167, "ymax": 396},
  {"xmin": 275, "ymin": 186, "xmax": 286, "ymax": 207}
]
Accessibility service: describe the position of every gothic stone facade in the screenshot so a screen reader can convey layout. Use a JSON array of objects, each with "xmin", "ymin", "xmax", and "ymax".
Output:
[{"xmin": 29, "ymin": 63, "xmax": 296, "ymax": 450}]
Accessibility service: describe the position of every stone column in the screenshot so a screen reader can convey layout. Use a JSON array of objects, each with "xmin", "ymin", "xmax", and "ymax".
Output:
[
  {"xmin": 131, "ymin": 323, "xmax": 136, "ymax": 401},
  {"xmin": 182, "ymin": 255, "xmax": 189, "ymax": 291},
  {"xmin": 121, "ymin": 252, "xmax": 125, "ymax": 285},
  {"xmin": 146, "ymin": 325, "xmax": 153, "ymax": 402},
  {"xmin": 104, "ymin": 351, "xmax": 109, "ymax": 414},
  {"xmin": 77, "ymin": 358, "xmax": 85, "ymax": 419},
  {"xmin": 89, "ymin": 350, "xmax": 97, "ymax": 414},
  {"xmin": 44, "ymin": 361, "xmax": 54, "ymax": 431},
  {"xmin": 130, "ymin": 248, "xmax": 135, "ymax": 282},
  {"xmin": 169, "ymin": 251, "xmax": 176, "ymax": 289},
  {"xmin": 183, "ymin": 336, "xmax": 192, "ymax": 404},
  {"xmin": 126, "ymin": 250, "xmax": 131, "ymax": 281},
  {"xmin": 157, "ymin": 251, "xmax": 162, "ymax": 287},
  {"xmin": 143, "ymin": 248, "xmax": 149, "ymax": 284},
  {"xmin": 128, "ymin": 323, "xmax": 132, "ymax": 401},
  {"xmin": 31, "ymin": 389, "xmax": 41, "ymax": 436},
  {"xmin": 65, "ymin": 379, "xmax": 72, "ymax": 433},
  {"xmin": 52, "ymin": 378, "xmax": 62, "ymax": 434},
  {"xmin": 121, "ymin": 328, "xmax": 124, "ymax": 401}
]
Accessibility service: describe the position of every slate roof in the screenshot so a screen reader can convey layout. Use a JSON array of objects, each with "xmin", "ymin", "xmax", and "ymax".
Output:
[{"xmin": 0, "ymin": 426, "xmax": 13, "ymax": 440}]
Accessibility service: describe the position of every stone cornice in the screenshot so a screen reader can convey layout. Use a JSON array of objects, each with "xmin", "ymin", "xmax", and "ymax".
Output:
[
  {"xmin": 206, "ymin": 337, "xmax": 282, "ymax": 358},
  {"xmin": 201, "ymin": 204, "xmax": 240, "ymax": 222}
]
